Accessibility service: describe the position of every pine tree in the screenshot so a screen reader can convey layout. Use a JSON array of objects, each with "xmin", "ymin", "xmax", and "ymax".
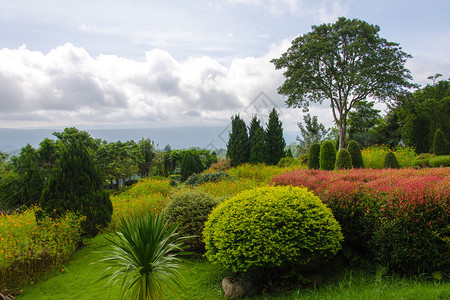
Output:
[
  {"xmin": 226, "ymin": 115, "xmax": 250, "ymax": 167},
  {"xmin": 38, "ymin": 138, "xmax": 113, "ymax": 237},
  {"xmin": 265, "ymin": 108, "xmax": 286, "ymax": 165},
  {"xmin": 248, "ymin": 116, "xmax": 267, "ymax": 164}
]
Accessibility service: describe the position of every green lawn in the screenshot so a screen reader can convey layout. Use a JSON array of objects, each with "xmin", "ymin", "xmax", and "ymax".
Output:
[{"xmin": 17, "ymin": 234, "xmax": 449, "ymax": 300}]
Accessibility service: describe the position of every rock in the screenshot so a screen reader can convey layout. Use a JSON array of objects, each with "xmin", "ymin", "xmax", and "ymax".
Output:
[{"xmin": 222, "ymin": 277, "xmax": 257, "ymax": 299}]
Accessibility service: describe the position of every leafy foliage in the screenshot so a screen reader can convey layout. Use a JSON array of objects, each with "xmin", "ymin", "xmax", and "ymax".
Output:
[
  {"xmin": 429, "ymin": 155, "xmax": 450, "ymax": 167},
  {"xmin": 362, "ymin": 145, "xmax": 416, "ymax": 169},
  {"xmin": 347, "ymin": 101, "xmax": 381, "ymax": 147},
  {"xmin": 433, "ymin": 128, "xmax": 448, "ymax": 156},
  {"xmin": 203, "ymin": 186, "xmax": 343, "ymax": 274},
  {"xmin": 308, "ymin": 143, "xmax": 321, "ymax": 170},
  {"xmin": 335, "ymin": 149, "xmax": 352, "ymax": 170},
  {"xmin": 384, "ymin": 152, "xmax": 400, "ymax": 169},
  {"xmin": 319, "ymin": 141, "xmax": 337, "ymax": 170},
  {"xmin": 164, "ymin": 190, "xmax": 219, "ymax": 253},
  {"xmin": 180, "ymin": 152, "xmax": 204, "ymax": 181},
  {"xmin": 185, "ymin": 171, "xmax": 230, "ymax": 187},
  {"xmin": 98, "ymin": 212, "xmax": 188, "ymax": 300},
  {"xmin": 297, "ymin": 114, "xmax": 329, "ymax": 154},
  {"xmin": 347, "ymin": 140, "xmax": 364, "ymax": 168}
]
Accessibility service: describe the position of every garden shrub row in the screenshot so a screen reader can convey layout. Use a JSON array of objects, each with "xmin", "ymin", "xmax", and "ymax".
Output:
[
  {"xmin": 270, "ymin": 168, "xmax": 450, "ymax": 274},
  {"xmin": 185, "ymin": 171, "xmax": 231, "ymax": 186}
]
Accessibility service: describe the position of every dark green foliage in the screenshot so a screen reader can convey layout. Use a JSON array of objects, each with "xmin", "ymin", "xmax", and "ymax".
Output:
[
  {"xmin": 204, "ymin": 186, "xmax": 343, "ymax": 274},
  {"xmin": 429, "ymin": 155, "xmax": 450, "ymax": 167},
  {"xmin": 335, "ymin": 149, "xmax": 352, "ymax": 170},
  {"xmin": 384, "ymin": 152, "xmax": 400, "ymax": 169},
  {"xmin": 180, "ymin": 152, "xmax": 203, "ymax": 181},
  {"xmin": 347, "ymin": 140, "xmax": 364, "ymax": 168},
  {"xmin": 164, "ymin": 190, "xmax": 219, "ymax": 253},
  {"xmin": 0, "ymin": 171, "xmax": 21, "ymax": 208},
  {"xmin": 308, "ymin": 143, "xmax": 321, "ymax": 169},
  {"xmin": 249, "ymin": 127, "xmax": 268, "ymax": 164},
  {"xmin": 319, "ymin": 141, "xmax": 337, "ymax": 170},
  {"xmin": 185, "ymin": 171, "xmax": 231, "ymax": 186},
  {"xmin": 347, "ymin": 101, "xmax": 381, "ymax": 147},
  {"xmin": 226, "ymin": 115, "xmax": 250, "ymax": 167},
  {"xmin": 39, "ymin": 139, "xmax": 113, "ymax": 237},
  {"xmin": 285, "ymin": 147, "xmax": 293, "ymax": 158},
  {"xmin": 433, "ymin": 128, "xmax": 448, "ymax": 155},
  {"xmin": 137, "ymin": 138, "xmax": 156, "ymax": 177},
  {"xmin": 265, "ymin": 108, "xmax": 286, "ymax": 165}
]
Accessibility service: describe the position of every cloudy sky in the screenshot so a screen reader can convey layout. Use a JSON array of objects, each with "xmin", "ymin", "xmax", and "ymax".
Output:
[{"xmin": 1, "ymin": 0, "xmax": 449, "ymax": 132}]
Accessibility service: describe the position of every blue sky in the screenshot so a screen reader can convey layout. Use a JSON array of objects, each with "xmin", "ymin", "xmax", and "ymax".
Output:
[{"xmin": 1, "ymin": 0, "xmax": 449, "ymax": 131}]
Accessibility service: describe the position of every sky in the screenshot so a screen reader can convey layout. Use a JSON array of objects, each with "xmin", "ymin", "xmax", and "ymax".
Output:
[{"xmin": 1, "ymin": 0, "xmax": 449, "ymax": 133}]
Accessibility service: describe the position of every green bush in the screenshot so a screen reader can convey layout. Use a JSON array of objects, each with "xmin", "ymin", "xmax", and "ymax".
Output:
[
  {"xmin": 0, "ymin": 171, "xmax": 21, "ymax": 208},
  {"xmin": 203, "ymin": 186, "xmax": 343, "ymax": 274},
  {"xmin": 383, "ymin": 152, "xmax": 400, "ymax": 169},
  {"xmin": 180, "ymin": 152, "xmax": 204, "ymax": 181},
  {"xmin": 429, "ymin": 155, "xmax": 450, "ymax": 167},
  {"xmin": 308, "ymin": 143, "xmax": 321, "ymax": 169},
  {"xmin": 185, "ymin": 171, "xmax": 230, "ymax": 186},
  {"xmin": 335, "ymin": 149, "xmax": 352, "ymax": 170},
  {"xmin": 347, "ymin": 140, "xmax": 364, "ymax": 168},
  {"xmin": 164, "ymin": 190, "xmax": 219, "ymax": 253},
  {"xmin": 433, "ymin": 128, "xmax": 448, "ymax": 156},
  {"xmin": 319, "ymin": 141, "xmax": 337, "ymax": 170},
  {"xmin": 413, "ymin": 153, "xmax": 435, "ymax": 167}
]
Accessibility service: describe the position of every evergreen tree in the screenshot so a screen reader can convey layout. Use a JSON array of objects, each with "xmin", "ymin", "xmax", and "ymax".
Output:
[
  {"xmin": 308, "ymin": 143, "xmax": 321, "ymax": 170},
  {"xmin": 347, "ymin": 140, "xmax": 364, "ymax": 168},
  {"xmin": 248, "ymin": 116, "xmax": 267, "ymax": 164},
  {"xmin": 39, "ymin": 138, "xmax": 113, "ymax": 237},
  {"xmin": 226, "ymin": 115, "xmax": 250, "ymax": 167},
  {"xmin": 335, "ymin": 148, "xmax": 353, "ymax": 170},
  {"xmin": 319, "ymin": 141, "xmax": 337, "ymax": 171},
  {"xmin": 433, "ymin": 128, "xmax": 448, "ymax": 155},
  {"xmin": 265, "ymin": 108, "xmax": 286, "ymax": 165},
  {"xmin": 180, "ymin": 152, "xmax": 203, "ymax": 181}
]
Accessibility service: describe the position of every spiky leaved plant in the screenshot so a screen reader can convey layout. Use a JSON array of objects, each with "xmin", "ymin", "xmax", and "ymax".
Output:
[{"xmin": 97, "ymin": 212, "xmax": 189, "ymax": 300}]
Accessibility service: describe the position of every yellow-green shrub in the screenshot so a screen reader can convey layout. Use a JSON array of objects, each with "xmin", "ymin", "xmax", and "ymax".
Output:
[{"xmin": 203, "ymin": 186, "xmax": 343, "ymax": 274}]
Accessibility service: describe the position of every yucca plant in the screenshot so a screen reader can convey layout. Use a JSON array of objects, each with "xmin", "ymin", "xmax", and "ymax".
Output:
[{"xmin": 97, "ymin": 212, "xmax": 189, "ymax": 300}]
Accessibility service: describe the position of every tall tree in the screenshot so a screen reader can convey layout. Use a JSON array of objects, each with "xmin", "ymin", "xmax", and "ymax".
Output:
[
  {"xmin": 226, "ymin": 115, "xmax": 250, "ymax": 167},
  {"xmin": 265, "ymin": 108, "xmax": 286, "ymax": 165},
  {"xmin": 248, "ymin": 116, "xmax": 267, "ymax": 164},
  {"xmin": 347, "ymin": 100, "xmax": 381, "ymax": 147},
  {"xmin": 272, "ymin": 17, "xmax": 415, "ymax": 149},
  {"xmin": 297, "ymin": 114, "xmax": 329, "ymax": 154}
]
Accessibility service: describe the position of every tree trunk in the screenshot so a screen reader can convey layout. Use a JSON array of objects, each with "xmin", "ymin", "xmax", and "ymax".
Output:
[{"xmin": 339, "ymin": 118, "xmax": 347, "ymax": 150}]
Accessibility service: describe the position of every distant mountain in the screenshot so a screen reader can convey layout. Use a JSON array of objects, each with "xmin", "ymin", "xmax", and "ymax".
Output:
[{"xmin": 0, "ymin": 127, "xmax": 298, "ymax": 154}]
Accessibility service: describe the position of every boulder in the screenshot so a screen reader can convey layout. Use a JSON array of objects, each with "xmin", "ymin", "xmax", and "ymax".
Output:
[{"xmin": 222, "ymin": 277, "xmax": 257, "ymax": 299}]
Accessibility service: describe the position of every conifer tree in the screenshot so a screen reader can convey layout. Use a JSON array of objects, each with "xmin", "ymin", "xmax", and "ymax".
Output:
[
  {"xmin": 248, "ymin": 116, "xmax": 267, "ymax": 164},
  {"xmin": 226, "ymin": 115, "xmax": 250, "ymax": 167},
  {"xmin": 265, "ymin": 108, "xmax": 286, "ymax": 165},
  {"xmin": 433, "ymin": 128, "xmax": 448, "ymax": 155},
  {"xmin": 38, "ymin": 138, "xmax": 113, "ymax": 237}
]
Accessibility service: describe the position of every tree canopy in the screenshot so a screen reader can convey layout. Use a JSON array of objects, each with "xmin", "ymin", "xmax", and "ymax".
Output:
[{"xmin": 272, "ymin": 17, "xmax": 415, "ymax": 149}]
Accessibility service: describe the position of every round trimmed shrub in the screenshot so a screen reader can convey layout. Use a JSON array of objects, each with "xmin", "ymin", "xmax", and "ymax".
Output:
[
  {"xmin": 319, "ymin": 141, "xmax": 337, "ymax": 171},
  {"xmin": 384, "ymin": 152, "xmax": 400, "ymax": 169},
  {"xmin": 335, "ymin": 149, "xmax": 352, "ymax": 170},
  {"xmin": 164, "ymin": 190, "xmax": 219, "ymax": 253},
  {"xmin": 347, "ymin": 140, "xmax": 364, "ymax": 168},
  {"xmin": 203, "ymin": 186, "xmax": 343, "ymax": 273},
  {"xmin": 308, "ymin": 143, "xmax": 321, "ymax": 169},
  {"xmin": 433, "ymin": 128, "xmax": 448, "ymax": 156}
]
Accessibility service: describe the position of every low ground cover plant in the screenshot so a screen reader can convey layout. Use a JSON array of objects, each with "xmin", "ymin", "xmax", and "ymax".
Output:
[
  {"xmin": 0, "ymin": 207, "xmax": 83, "ymax": 289},
  {"xmin": 271, "ymin": 168, "xmax": 450, "ymax": 274}
]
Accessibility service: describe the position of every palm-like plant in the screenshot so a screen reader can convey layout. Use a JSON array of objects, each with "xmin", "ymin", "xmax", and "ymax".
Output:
[{"xmin": 97, "ymin": 212, "xmax": 189, "ymax": 299}]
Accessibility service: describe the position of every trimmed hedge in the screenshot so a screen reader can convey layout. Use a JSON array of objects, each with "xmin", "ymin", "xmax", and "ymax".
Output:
[
  {"xmin": 384, "ymin": 152, "xmax": 400, "ymax": 169},
  {"xmin": 348, "ymin": 140, "xmax": 364, "ymax": 168},
  {"xmin": 308, "ymin": 143, "xmax": 321, "ymax": 169},
  {"xmin": 319, "ymin": 141, "xmax": 337, "ymax": 171},
  {"xmin": 203, "ymin": 186, "xmax": 343, "ymax": 274},
  {"xmin": 335, "ymin": 149, "xmax": 352, "ymax": 170},
  {"xmin": 185, "ymin": 171, "xmax": 231, "ymax": 186}
]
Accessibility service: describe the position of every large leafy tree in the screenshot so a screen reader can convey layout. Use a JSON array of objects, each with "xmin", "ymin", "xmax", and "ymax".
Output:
[
  {"xmin": 265, "ymin": 108, "xmax": 286, "ymax": 165},
  {"xmin": 272, "ymin": 17, "xmax": 415, "ymax": 149},
  {"xmin": 226, "ymin": 115, "xmax": 250, "ymax": 167}
]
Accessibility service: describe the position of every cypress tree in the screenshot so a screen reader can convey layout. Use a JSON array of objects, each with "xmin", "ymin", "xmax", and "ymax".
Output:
[
  {"xmin": 433, "ymin": 128, "xmax": 448, "ymax": 155},
  {"xmin": 347, "ymin": 140, "xmax": 364, "ymax": 168},
  {"xmin": 226, "ymin": 115, "xmax": 250, "ymax": 167},
  {"xmin": 335, "ymin": 148, "xmax": 353, "ymax": 170},
  {"xmin": 38, "ymin": 139, "xmax": 113, "ymax": 237},
  {"xmin": 180, "ymin": 152, "xmax": 203, "ymax": 181},
  {"xmin": 265, "ymin": 108, "xmax": 286, "ymax": 165},
  {"xmin": 308, "ymin": 143, "xmax": 321, "ymax": 169},
  {"xmin": 248, "ymin": 116, "xmax": 267, "ymax": 164},
  {"xmin": 384, "ymin": 152, "xmax": 400, "ymax": 169},
  {"xmin": 319, "ymin": 141, "xmax": 337, "ymax": 171}
]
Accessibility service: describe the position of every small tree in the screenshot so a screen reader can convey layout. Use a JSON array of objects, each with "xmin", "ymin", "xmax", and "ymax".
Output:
[
  {"xmin": 384, "ymin": 152, "xmax": 400, "ymax": 169},
  {"xmin": 433, "ymin": 128, "xmax": 448, "ymax": 156},
  {"xmin": 347, "ymin": 140, "xmax": 364, "ymax": 168},
  {"xmin": 39, "ymin": 138, "xmax": 113, "ymax": 237},
  {"xmin": 297, "ymin": 114, "xmax": 329, "ymax": 153},
  {"xmin": 319, "ymin": 141, "xmax": 337, "ymax": 171},
  {"xmin": 227, "ymin": 115, "xmax": 250, "ymax": 167},
  {"xmin": 266, "ymin": 108, "xmax": 286, "ymax": 165},
  {"xmin": 308, "ymin": 143, "xmax": 321, "ymax": 170},
  {"xmin": 335, "ymin": 149, "xmax": 352, "ymax": 170},
  {"xmin": 180, "ymin": 152, "xmax": 203, "ymax": 181}
]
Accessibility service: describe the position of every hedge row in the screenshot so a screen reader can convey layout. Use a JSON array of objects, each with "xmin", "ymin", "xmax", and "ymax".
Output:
[{"xmin": 270, "ymin": 168, "xmax": 450, "ymax": 274}]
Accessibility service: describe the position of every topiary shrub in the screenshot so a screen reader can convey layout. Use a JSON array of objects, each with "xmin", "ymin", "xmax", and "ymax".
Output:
[
  {"xmin": 319, "ymin": 141, "xmax": 337, "ymax": 171},
  {"xmin": 429, "ymin": 155, "xmax": 450, "ymax": 167},
  {"xmin": 335, "ymin": 149, "xmax": 352, "ymax": 170},
  {"xmin": 164, "ymin": 190, "xmax": 219, "ymax": 253},
  {"xmin": 347, "ymin": 140, "xmax": 364, "ymax": 168},
  {"xmin": 433, "ymin": 128, "xmax": 448, "ymax": 156},
  {"xmin": 185, "ymin": 171, "xmax": 231, "ymax": 187},
  {"xmin": 203, "ymin": 186, "xmax": 343, "ymax": 274},
  {"xmin": 384, "ymin": 152, "xmax": 400, "ymax": 169},
  {"xmin": 308, "ymin": 143, "xmax": 321, "ymax": 169}
]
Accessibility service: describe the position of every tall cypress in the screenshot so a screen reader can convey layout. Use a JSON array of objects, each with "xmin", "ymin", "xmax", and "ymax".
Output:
[
  {"xmin": 38, "ymin": 138, "xmax": 113, "ymax": 237},
  {"xmin": 248, "ymin": 116, "xmax": 267, "ymax": 164},
  {"xmin": 265, "ymin": 108, "xmax": 286, "ymax": 165},
  {"xmin": 226, "ymin": 115, "xmax": 250, "ymax": 167}
]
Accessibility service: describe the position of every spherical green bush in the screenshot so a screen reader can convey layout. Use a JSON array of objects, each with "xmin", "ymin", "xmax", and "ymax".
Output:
[
  {"xmin": 347, "ymin": 140, "xmax": 364, "ymax": 168},
  {"xmin": 433, "ymin": 128, "xmax": 448, "ymax": 156},
  {"xmin": 335, "ymin": 148, "xmax": 352, "ymax": 170},
  {"xmin": 384, "ymin": 152, "xmax": 400, "ymax": 169},
  {"xmin": 319, "ymin": 141, "xmax": 337, "ymax": 171},
  {"xmin": 164, "ymin": 190, "xmax": 219, "ymax": 253},
  {"xmin": 203, "ymin": 186, "xmax": 343, "ymax": 273},
  {"xmin": 308, "ymin": 143, "xmax": 321, "ymax": 169}
]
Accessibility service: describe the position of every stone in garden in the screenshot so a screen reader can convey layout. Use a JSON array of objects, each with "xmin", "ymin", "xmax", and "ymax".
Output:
[{"xmin": 222, "ymin": 277, "xmax": 257, "ymax": 299}]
